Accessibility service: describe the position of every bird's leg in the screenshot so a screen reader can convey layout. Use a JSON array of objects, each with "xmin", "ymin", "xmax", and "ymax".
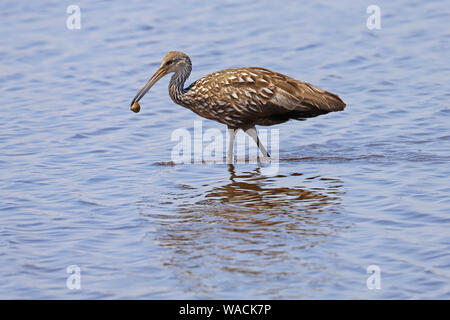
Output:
[
  {"xmin": 246, "ymin": 127, "xmax": 271, "ymax": 160},
  {"xmin": 227, "ymin": 127, "xmax": 237, "ymax": 164}
]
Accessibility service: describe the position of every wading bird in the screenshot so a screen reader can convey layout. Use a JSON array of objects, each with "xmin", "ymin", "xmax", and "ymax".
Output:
[{"xmin": 130, "ymin": 51, "xmax": 345, "ymax": 162}]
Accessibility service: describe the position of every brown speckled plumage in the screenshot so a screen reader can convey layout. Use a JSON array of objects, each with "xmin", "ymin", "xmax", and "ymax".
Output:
[{"xmin": 131, "ymin": 51, "xmax": 346, "ymax": 162}]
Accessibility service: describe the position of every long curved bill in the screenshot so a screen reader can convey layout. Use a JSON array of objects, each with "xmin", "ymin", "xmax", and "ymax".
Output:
[{"xmin": 130, "ymin": 66, "xmax": 167, "ymax": 113}]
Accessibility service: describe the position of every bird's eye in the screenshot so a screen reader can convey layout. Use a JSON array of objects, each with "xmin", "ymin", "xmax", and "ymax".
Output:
[{"xmin": 166, "ymin": 60, "xmax": 173, "ymax": 66}]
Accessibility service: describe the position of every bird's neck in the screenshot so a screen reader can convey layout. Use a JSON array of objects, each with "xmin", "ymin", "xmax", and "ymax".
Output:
[{"xmin": 169, "ymin": 62, "xmax": 192, "ymax": 105}]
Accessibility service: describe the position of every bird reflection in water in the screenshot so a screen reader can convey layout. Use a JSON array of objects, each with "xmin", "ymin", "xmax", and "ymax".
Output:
[
  {"xmin": 138, "ymin": 165, "xmax": 346, "ymax": 296},
  {"xmin": 141, "ymin": 164, "xmax": 345, "ymax": 247},
  {"xmin": 181, "ymin": 165, "xmax": 344, "ymax": 234}
]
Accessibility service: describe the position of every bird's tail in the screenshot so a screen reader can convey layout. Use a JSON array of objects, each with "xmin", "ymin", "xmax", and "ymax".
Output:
[
  {"xmin": 319, "ymin": 90, "xmax": 346, "ymax": 112},
  {"xmin": 289, "ymin": 85, "xmax": 346, "ymax": 120}
]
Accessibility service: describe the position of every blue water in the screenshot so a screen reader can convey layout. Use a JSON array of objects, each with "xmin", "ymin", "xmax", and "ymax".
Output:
[{"xmin": 0, "ymin": 0, "xmax": 449, "ymax": 299}]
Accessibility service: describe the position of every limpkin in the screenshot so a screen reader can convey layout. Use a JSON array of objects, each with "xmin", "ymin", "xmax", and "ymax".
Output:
[{"xmin": 130, "ymin": 51, "xmax": 346, "ymax": 162}]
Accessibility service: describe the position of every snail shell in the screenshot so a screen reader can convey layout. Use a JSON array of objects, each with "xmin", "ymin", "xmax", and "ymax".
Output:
[{"xmin": 130, "ymin": 101, "xmax": 141, "ymax": 113}]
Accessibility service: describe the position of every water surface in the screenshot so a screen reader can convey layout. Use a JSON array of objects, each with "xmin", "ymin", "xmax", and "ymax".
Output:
[{"xmin": 0, "ymin": 0, "xmax": 449, "ymax": 299}]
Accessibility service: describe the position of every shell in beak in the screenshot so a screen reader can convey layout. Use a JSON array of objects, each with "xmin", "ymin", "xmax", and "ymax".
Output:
[
  {"xmin": 130, "ymin": 66, "xmax": 167, "ymax": 113},
  {"xmin": 130, "ymin": 101, "xmax": 141, "ymax": 113}
]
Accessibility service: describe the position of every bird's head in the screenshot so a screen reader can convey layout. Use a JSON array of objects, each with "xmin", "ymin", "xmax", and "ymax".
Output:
[{"xmin": 130, "ymin": 51, "xmax": 191, "ymax": 113}]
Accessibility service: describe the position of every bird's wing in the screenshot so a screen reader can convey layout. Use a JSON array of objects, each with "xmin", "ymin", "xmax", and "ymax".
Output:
[{"xmin": 212, "ymin": 67, "xmax": 345, "ymax": 118}]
